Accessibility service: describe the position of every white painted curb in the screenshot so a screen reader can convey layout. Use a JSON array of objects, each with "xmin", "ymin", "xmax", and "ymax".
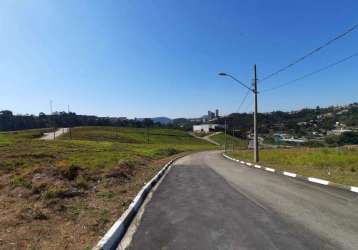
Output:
[
  {"xmin": 308, "ymin": 177, "xmax": 329, "ymax": 185},
  {"xmin": 351, "ymin": 186, "xmax": 358, "ymax": 193},
  {"xmin": 93, "ymin": 157, "xmax": 179, "ymax": 250},
  {"xmin": 222, "ymin": 153, "xmax": 358, "ymax": 195},
  {"xmin": 265, "ymin": 167, "xmax": 275, "ymax": 172},
  {"xmin": 283, "ymin": 171, "xmax": 297, "ymax": 178}
]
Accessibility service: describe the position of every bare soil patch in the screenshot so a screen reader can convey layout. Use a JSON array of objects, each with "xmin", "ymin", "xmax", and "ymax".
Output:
[{"xmin": 0, "ymin": 155, "xmax": 182, "ymax": 250}]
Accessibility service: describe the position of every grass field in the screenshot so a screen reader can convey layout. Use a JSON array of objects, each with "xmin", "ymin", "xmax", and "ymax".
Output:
[
  {"xmin": 0, "ymin": 128, "xmax": 52, "ymax": 145},
  {"xmin": 0, "ymin": 127, "xmax": 215, "ymax": 249},
  {"xmin": 228, "ymin": 147, "xmax": 358, "ymax": 187},
  {"xmin": 210, "ymin": 132, "xmax": 248, "ymax": 150}
]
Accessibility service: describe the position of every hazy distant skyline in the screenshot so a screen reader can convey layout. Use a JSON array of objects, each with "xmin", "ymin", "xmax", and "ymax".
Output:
[{"xmin": 0, "ymin": 1, "xmax": 357, "ymax": 118}]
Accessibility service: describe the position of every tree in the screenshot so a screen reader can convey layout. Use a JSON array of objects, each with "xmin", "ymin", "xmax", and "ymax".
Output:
[
  {"xmin": 339, "ymin": 132, "xmax": 358, "ymax": 145},
  {"xmin": 143, "ymin": 118, "xmax": 154, "ymax": 128}
]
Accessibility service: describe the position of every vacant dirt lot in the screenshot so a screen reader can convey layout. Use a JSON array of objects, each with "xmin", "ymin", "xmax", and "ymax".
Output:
[{"xmin": 0, "ymin": 127, "xmax": 214, "ymax": 249}]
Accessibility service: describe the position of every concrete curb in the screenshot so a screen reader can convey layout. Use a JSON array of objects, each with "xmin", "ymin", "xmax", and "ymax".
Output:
[
  {"xmin": 223, "ymin": 153, "xmax": 358, "ymax": 194},
  {"xmin": 93, "ymin": 156, "xmax": 182, "ymax": 250}
]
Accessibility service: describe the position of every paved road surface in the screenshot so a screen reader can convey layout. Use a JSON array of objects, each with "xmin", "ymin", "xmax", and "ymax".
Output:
[
  {"xmin": 40, "ymin": 128, "xmax": 69, "ymax": 140},
  {"xmin": 127, "ymin": 151, "xmax": 358, "ymax": 250}
]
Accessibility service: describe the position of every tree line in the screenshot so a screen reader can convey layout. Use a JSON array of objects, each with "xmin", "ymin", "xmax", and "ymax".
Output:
[
  {"xmin": 217, "ymin": 103, "xmax": 358, "ymax": 138},
  {"xmin": 0, "ymin": 110, "xmax": 163, "ymax": 132}
]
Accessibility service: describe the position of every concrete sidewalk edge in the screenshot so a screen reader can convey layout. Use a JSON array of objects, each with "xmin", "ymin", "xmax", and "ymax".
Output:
[
  {"xmin": 222, "ymin": 153, "xmax": 358, "ymax": 194},
  {"xmin": 93, "ymin": 155, "xmax": 183, "ymax": 250}
]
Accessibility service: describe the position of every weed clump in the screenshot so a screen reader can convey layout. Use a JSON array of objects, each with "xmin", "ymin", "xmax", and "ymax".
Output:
[
  {"xmin": 59, "ymin": 164, "xmax": 81, "ymax": 180},
  {"xmin": 10, "ymin": 175, "xmax": 32, "ymax": 189},
  {"xmin": 16, "ymin": 207, "xmax": 48, "ymax": 221},
  {"xmin": 43, "ymin": 186, "xmax": 82, "ymax": 199},
  {"xmin": 75, "ymin": 175, "xmax": 90, "ymax": 190}
]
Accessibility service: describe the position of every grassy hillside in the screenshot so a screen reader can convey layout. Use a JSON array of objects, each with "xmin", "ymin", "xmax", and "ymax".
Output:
[
  {"xmin": 210, "ymin": 132, "xmax": 248, "ymax": 150},
  {"xmin": 0, "ymin": 128, "xmax": 52, "ymax": 145},
  {"xmin": 229, "ymin": 147, "xmax": 358, "ymax": 186},
  {"xmin": 61, "ymin": 126, "xmax": 206, "ymax": 145},
  {"xmin": 0, "ymin": 127, "xmax": 215, "ymax": 249}
]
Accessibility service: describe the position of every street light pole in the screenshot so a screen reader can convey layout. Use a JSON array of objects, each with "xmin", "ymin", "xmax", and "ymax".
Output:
[
  {"xmin": 253, "ymin": 65, "xmax": 259, "ymax": 162},
  {"xmin": 218, "ymin": 66, "xmax": 260, "ymax": 162}
]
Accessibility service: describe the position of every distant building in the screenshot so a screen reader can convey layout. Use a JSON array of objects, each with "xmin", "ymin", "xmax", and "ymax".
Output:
[
  {"xmin": 273, "ymin": 133, "xmax": 290, "ymax": 142},
  {"xmin": 327, "ymin": 128, "xmax": 352, "ymax": 135},
  {"xmin": 208, "ymin": 111, "xmax": 215, "ymax": 120},
  {"xmin": 280, "ymin": 138, "xmax": 307, "ymax": 143},
  {"xmin": 190, "ymin": 109, "xmax": 220, "ymax": 123},
  {"xmin": 193, "ymin": 124, "xmax": 222, "ymax": 133},
  {"xmin": 207, "ymin": 109, "xmax": 219, "ymax": 120},
  {"xmin": 273, "ymin": 133, "xmax": 306, "ymax": 143}
]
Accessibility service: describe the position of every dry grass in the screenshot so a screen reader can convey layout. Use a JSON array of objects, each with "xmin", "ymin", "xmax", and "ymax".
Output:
[
  {"xmin": 229, "ymin": 147, "xmax": 358, "ymax": 187},
  {"xmin": 0, "ymin": 127, "xmax": 215, "ymax": 249},
  {"xmin": 210, "ymin": 133, "xmax": 247, "ymax": 149}
]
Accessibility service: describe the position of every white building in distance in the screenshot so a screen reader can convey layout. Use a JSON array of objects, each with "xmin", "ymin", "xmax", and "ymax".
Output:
[{"xmin": 193, "ymin": 124, "xmax": 221, "ymax": 133}]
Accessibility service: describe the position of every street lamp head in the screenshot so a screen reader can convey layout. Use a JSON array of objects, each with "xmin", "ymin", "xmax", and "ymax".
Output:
[{"xmin": 218, "ymin": 72, "xmax": 227, "ymax": 76}]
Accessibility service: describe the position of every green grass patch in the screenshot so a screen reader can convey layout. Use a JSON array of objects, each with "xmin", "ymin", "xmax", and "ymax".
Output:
[
  {"xmin": 229, "ymin": 147, "xmax": 358, "ymax": 186},
  {"xmin": 10, "ymin": 175, "xmax": 32, "ymax": 189},
  {"xmin": 0, "ymin": 128, "xmax": 51, "ymax": 142},
  {"xmin": 0, "ymin": 126, "xmax": 215, "ymax": 174},
  {"xmin": 61, "ymin": 127, "xmax": 204, "ymax": 145},
  {"xmin": 210, "ymin": 133, "xmax": 247, "ymax": 149}
]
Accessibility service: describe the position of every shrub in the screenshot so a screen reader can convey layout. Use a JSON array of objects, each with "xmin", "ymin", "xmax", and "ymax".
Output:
[
  {"xmin": 43, "ymin": 187, "xmax": 64, "ymax": 199},
  {"xmin": 339, "ymin": 132, "xmax": 358, "ymax": 145},
  {"xmin": 302, "ymin": 141, "xmax": 325, "ymax": 148},
  {"xmin": 75, "ymin": 175, "xmax": 90, "ymax": 190},
  {"xmin": 60, "ymin": 164, "xmax": 81, "ymax": 180},
  {"xmin": 325, "ymin": 135, "xmax": 340, "ymax": 145}
]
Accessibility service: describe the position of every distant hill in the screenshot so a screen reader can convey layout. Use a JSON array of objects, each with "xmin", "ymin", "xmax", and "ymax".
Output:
[
  {"xmin": 218, "ymin": 103, "xmax": 358, "ymax": 137},
  {"xmin": 151, "ymin": 117, "xmax": 172, "ymax": 125}
]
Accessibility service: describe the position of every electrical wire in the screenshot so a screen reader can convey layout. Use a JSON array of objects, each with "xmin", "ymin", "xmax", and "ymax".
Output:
[
  {"xmin": 261, "ymin": 51, "xmax": 358, "ymax": 93},
  {"xmin": 261, "ymin": 24, "xmax": 358, "ymax": 82},
  {"xmin": 236, "ymin": 89, "xmax": 250, "ymax": 113}
]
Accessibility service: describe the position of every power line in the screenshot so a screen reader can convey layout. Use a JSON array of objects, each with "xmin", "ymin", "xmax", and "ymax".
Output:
[
  {"xmin": 236, "ymin": 89, "xmax": 250, "ymax": 113},
  {"xmin": 261, "ymin": 23, "xmax": 358, "ymax": 82},
  {"xmin": 243, "ymin": 100, "xmax": 252, "ymax": 113},
  {"xmin": 261, "ymin": 51, "xmax": 358, "ymax": 93}
]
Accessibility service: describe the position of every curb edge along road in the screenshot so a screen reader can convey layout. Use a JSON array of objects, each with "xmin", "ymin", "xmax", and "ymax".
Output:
[
  {"xmin": 93, "ymin": 155, "xmax": 182, "ymax": 250},
  {"xmin": 223, "ymin": 153, "xmax": 358, "ymax": 194}
]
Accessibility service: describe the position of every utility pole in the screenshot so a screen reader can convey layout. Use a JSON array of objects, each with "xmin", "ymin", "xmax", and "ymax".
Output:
[
  {"xmin": 253, "ymin": 64, "xmax": 259, "ymax": 162},
  {"xmin": 49, "ymin": 100, "xmax": 55, "ymax": 140},
  {"xmin": 146, "ymin": 127, "xmax": 149, "ymax": 144},
  {"xmin": 68, "ymin": 104, "xmax": 72, "ymax": 140},
  {"xmin": 232, "ymin": 128, "xmax": 235, "ymax": 152},
  {"xmin": 218, "ymin": 67, "xmax": 260, "ymax": 162},
  {"xmin": 224, "ymin": 119, "xmax": 227, "ymax": 152}
]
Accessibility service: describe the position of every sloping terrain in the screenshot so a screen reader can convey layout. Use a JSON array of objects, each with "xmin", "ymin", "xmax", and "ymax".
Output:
[{"xmin": 0, "ymin": 127, "xmax": 215, "ymax": 249}]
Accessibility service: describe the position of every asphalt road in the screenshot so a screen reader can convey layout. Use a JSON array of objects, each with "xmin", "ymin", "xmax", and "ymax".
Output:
[{"xmin": 127, "ymin": 151, "xmax": 358, "ymax": 250}]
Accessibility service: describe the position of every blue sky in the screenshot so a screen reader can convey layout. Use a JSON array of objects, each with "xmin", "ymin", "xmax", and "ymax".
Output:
[{"xmin": 0, "ymin": 0, "xmax": 357, "ymax": 118}]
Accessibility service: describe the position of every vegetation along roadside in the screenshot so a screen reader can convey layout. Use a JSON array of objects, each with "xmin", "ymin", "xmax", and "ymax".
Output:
[{"xmin": 0, "ymin": 127, "xmax": 216, "ymax": 250}]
